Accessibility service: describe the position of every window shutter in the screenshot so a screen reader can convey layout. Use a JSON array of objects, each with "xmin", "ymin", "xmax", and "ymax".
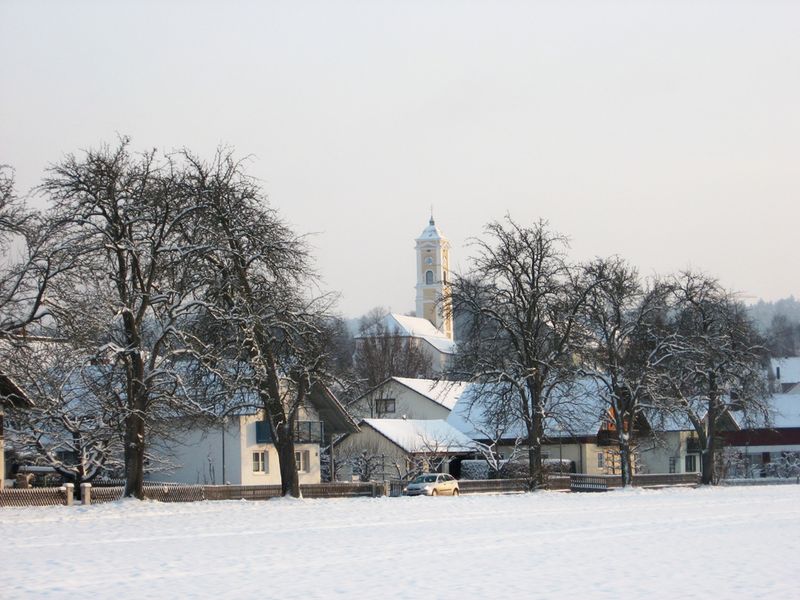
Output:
[{"xmin": 255, "ymin": 421, "xmax": 272, "ymax": 444}]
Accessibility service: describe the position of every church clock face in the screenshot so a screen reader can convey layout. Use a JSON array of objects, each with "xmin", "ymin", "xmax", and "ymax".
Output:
[{"xmin": 425, "ymin": 257, "xmax": 433, "ymax": 266}]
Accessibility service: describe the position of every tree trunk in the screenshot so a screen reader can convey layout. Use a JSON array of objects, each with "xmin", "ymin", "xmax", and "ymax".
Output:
[
  {"xmin": 616, "ymin": 411, "xmax": 633, "ymax": 488},
  {"xmin": 702, "ymin": 373, "xmax": 719, "ymax": 485},
  {"xmin": 123, "ymin": 410, "xmax": 146, "ymax": 498},
  {"xmin": 275, "ymin": 422, "xmax": 300, "ymax": 497},
  {"xmin": 618, "ymin": 438, "xmax": 632, "ymax": 488},
  {"xmin": 527, "ymin": 419, "xmax": 545, "ymax": 490}
]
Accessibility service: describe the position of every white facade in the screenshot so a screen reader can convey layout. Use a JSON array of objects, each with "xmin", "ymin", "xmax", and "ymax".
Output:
[
  {"xmin": 147, "ymin": 414, "xmax": 321, "ymax": 486},
  {"xmin": 349, "ymin": 377, "xmax": 466, "ymax": 421}
]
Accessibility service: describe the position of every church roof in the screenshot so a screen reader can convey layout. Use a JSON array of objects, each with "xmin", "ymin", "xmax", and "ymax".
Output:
[
  {"xmin": 417, "ymin": 217, "xmax": 446, "ymax": 242},
  {"xmin": 386, "ymin": 313, "xmax": 456, "ymax": 354}
]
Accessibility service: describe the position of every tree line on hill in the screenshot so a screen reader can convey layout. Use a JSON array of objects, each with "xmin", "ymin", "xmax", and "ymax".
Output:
[{"xmin": 0, "ymin": 139, "xmax": 773, "ymax": 496}]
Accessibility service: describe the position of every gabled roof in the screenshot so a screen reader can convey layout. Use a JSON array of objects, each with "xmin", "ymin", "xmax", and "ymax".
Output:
[
  {"xmin": 391, "ymin": 377, "xmax": 468, "ymax": 411},
  {"xmin": 736, "ymin": 394, "xmax": 800, "ymax": 429},
  {"xmin": 358, "ymin": 313, "xmax": 456, "ymax": 355},
  {"xmin": 362, "ymin": 418, "xmax": 475, "ymax": 454},
  {"xmin": 308, "ymin": 384, "xmax": 359, "ymax": 434},
  {"xmin": 766, "ymin": 394, "xmax": 800, "ymax": 428}
]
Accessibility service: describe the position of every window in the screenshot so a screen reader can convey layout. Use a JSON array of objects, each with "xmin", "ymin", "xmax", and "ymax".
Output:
[
  {"xmin": 597, "ymin": 453, "xmax": 605, "ymax": 469},
  {"xmin": 685, "ymin": 454, "xmax": 697, "ymax": 473},
  {"xmin": 252, "ymin": 452, "xmax": 267, "ymax": 473},
  {"xmin": 668, "ymin": 457, "xmax": 677, "ymax": 474},
  {"xmin": 425, "ymin": 270, "xmax": 433, "ymax": 285},
  {"xmin": 295, "ymin": 450, "xmax": 311, "ymax": 473},
  {"xmin": 376, "ymin": 398, "xmax": 396, "ymax": 415}
]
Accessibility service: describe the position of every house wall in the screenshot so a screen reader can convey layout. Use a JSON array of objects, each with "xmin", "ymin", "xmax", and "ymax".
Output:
[
  {"xmin": 146, "ymin": 419, "xmax": 242, "ymax": 485},
  {"xmin": 335, "ymin": 425, "xmax": 410, "ymax": 480},
  {"xmin": 237, "ymin": 414, "xmax": 321, "ymax": 485},
  {"xmin": 638, "ymin": 431, "xmax": 700, "ymax": 475},
  {"xmin": 418, "ymin": 340, "xmax": 452, "ymax": 374},
  {"xmin": 349, "ymin": 380, "xmax": 451, "ymax": 421}
]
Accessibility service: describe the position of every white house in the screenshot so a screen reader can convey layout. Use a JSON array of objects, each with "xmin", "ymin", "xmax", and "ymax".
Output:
[
  {"xmin": 348, "ymin": 376, "xmax": 468, "ymax": 420},
  {"xmin": 148, "ymin": 385, "xmax": 358, "ymax": 485}
]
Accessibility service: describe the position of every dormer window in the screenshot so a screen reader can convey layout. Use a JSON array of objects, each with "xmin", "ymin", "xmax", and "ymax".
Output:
[{"xmin": 425, "ymin": 270, "xmax": 433, "ymax": 285}]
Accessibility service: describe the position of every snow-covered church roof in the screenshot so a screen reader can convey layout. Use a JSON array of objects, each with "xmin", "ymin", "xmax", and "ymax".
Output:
[
  {"xmin": 358, "ymin": 313, "xmax": 456, "ymax": 355},
  {"xmin": 416, "ymin": 217, "xmax": 446, "ymax": 242}
]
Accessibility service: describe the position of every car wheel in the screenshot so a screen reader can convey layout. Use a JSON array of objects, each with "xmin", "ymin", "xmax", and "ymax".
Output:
[
  {"xmin": 452, "ymin": 488, "xmax": 459, "ymax": 496},
  {"xmin": 431, "ymin": 489, "xmax": 438, "ymax": 496}
]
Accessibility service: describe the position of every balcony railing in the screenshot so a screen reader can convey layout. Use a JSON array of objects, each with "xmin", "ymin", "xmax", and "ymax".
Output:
[{"xmin": 255, "ymin": 420, "xmax": 324, "ymax": 444}]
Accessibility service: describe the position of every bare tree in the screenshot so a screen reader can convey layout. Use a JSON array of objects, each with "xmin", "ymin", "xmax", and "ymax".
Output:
[
  {"xmin": 40, "ymin": 139, "xmax": 216, "ymax": 498},
  {"xmin": 181, "ymin": 148, "xmax": 338, "ymax": 497},
  {"xmin": 578, "ymin": 257, "xmax": 671, "ymax": 487},
  {"xmin": 353, "ymin": 307, "xmax": 432, "ymax": 389},
  {"xmin": 655, "ymin": 272, "xmax": 769, "ymax": 484},
  {"xmin": 4, "ymin": 340, "xmax": 124, "ymax": 487},
  {"xmin": 0, "ymin": 165, "xmax": 72, "ymax": 339},
  {"xmin": 450, "ymin": 217, "xmax": 595, "ymax": 488}
]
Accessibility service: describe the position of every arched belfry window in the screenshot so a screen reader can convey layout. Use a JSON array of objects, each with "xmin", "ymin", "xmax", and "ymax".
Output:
[{"xmin": 425, "ymin": 270, "xmax": 434, "ymax": 285}]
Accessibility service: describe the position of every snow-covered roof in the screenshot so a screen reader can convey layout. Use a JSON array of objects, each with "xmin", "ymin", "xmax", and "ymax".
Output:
[
  {"xmin": 416, "ymin": 217, "xmax": 446, "ymax": 242},
  {"xmin": 388, "ymin": 314, "xmax": 456, "ymax": 354},
  {"xmin": 642, "ymin": 409, "xmax": 695, "ymax": 432},
  {"xmin": 358, "ymin": 313, "xmax": 456, "ymax": 354},
  {"xmin": 392, "ymin": 377, "xmax": 468, "ymax": 410},
  {"xmin": 765, "ymin": 394, "xmax": 800, "ymax": 428},
  {"xmin": 771, "ymin": 357, "xmax": 800, "ymax": 385},
  {"xmin": 446, "ymin": 379, "xmax": 609, "ymax": 441},
  {"xmin": 363, "ymin": 418, "xmax": 475, "ymax": 454}
]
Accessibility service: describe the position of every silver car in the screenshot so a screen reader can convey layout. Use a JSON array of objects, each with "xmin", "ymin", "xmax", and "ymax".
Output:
[{"xmin": 404, "ymin": 473, "xmax": 460, "ymax": 496}]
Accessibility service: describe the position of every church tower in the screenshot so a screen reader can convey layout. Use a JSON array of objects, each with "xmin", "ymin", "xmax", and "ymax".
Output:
[{"xmin": 415, "ymin": 216, "xmax": 453, "ymax": 340}]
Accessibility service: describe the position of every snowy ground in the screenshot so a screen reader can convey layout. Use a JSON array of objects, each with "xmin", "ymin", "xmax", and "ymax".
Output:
[{"xmin": 1, "ymin": 486, "xmax": 798, "ymax": 599}]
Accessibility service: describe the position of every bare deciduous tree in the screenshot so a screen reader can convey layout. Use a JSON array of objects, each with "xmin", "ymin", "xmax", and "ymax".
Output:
[
  {"xmin": 4, "ymin": 340, "xmax": 124, "ymax": 487},
  {"xmin": 353, "ymin": 307, "xmax": 432, "ymax": 389},
  {"xmin": 182, "ymin": 149, "xmax": 338, "ymax": 497},
  {"xmin": 41, "ymin": 140, "xmax": 216, "ymax": 498},
  {"xmin": 655, "ymin": 272, "xmax": 769, "ymax": 484},
  {"xmin": 578, "ymin": 257, "xmax": 672, "ymax": 487},
  {"xmin": 450, "ymin": 217, "xmax": 594, "ymax": 488}
]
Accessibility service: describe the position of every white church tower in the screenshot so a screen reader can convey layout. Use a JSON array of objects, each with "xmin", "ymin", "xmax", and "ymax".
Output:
[{"xmin": 415, "ymin": 216, "xmax": 454, "ymax": 340}]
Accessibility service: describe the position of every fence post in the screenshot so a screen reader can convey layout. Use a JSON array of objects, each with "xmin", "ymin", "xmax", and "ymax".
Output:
[
  {"xmin": 63, "ymin": 483, "xmax": 74, "ymax": 506},
  {"xmin": 81, "ymin": 483, "xmax": 92, "ymax": 505}
]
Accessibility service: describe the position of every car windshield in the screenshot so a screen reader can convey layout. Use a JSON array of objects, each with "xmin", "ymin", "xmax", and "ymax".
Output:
[{"xmin": 412, "ymin": 475, "xmax": 438, "ymax": 483}]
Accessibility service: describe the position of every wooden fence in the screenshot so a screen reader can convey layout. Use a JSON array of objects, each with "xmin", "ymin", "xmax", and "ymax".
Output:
[
  {"xmin": 0, "ymin": 487, "xmax": 69, "ymax": 508},
  {"xmin": 0, "ymin": 473, "xmax": 702, "ymax": 507}
]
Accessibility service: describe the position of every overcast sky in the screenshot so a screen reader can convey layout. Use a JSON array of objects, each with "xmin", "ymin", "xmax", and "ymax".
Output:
[{"xmin": 2, "ymin": 1, "xmax": 798, "ymax": 317}]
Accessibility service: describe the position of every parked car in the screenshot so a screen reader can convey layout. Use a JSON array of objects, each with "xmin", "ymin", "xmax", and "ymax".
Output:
[{"xmin": 404, "ymin": 473, "xmax": 459, "ymax": 496}]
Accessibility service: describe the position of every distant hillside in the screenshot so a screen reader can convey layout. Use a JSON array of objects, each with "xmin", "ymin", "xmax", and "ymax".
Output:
[
  {"xmin": 747, "ymin": 296, "xmax": 800, "ymax": 332},
  {"xmin": 748, "ymin": 296, "xmax": 800, "ymax": 357}
]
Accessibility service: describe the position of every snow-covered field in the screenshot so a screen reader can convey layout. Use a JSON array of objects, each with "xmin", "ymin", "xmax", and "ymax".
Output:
[{"xmin": 1, "ymin": 486, "xmax": 798, "ymax": 599}]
